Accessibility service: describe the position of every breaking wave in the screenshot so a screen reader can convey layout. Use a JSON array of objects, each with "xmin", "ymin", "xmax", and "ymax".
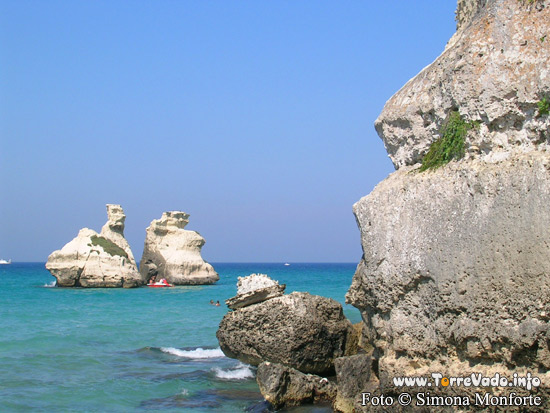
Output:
[
  {"xmin": 213, "ymin": 363, "xmax": 254, "ymax": 380},
  {"xmin": 160, "ymin": 347, "xmax": 225, "ymax": 359}
]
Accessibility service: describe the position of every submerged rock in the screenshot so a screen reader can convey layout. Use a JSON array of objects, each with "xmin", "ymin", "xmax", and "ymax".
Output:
[
  {"xmin": 45, "ymin": 204, "xmax": 143, "ymax": 288},
  {"xmin": 225, "ymin": 274, "xmax": 286, "ymax": 309},
  {"xmin": 217, "ymin": 291, "xmax": 353, "ymax": 375},
  {"xmin": 256, "ymin": 361, "xmax": 336, "ymax": 410},
  {"xmin": 139, "ymin": 211, "xmax": 218, "ymax": 285}
]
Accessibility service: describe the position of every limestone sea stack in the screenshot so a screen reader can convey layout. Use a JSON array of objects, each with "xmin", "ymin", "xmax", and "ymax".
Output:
[
  {"xmin": 139, "ymin": 211, "xmax": 218, "ymax": 285},
  {"xmin": 346, "ymin": 0, "xmax": 550, "ymax": 409},
  {"xmin": 45, "ymin": 204, "xmax": 143, "ymax": 288}
]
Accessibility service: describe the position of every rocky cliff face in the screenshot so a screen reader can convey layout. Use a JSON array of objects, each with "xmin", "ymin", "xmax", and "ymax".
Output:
[
  {"xmin": 139, "ymin": 211, "xmax": 218, "ymax": 285},
  {"xmin": 46, "ymin": 204, "xmax": 143, "ymax": 288},
  {"xmin": 347, "ymin": 0, "xmax": 550, "ymax": 409},
  {"xmin": 376, "ymin": 0, "xmax": 549, "ymax": 169}
]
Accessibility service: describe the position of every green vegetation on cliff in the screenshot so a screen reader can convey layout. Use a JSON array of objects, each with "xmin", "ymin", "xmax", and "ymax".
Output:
[
  {"xmin": 90, "ymin": 235, "xmax": 128, "ymax": 258},
  {"xmin": 537, "ymin": 96, "xmax": 549, "ymax": 117},
  {"xmin": 419, "ymin": 111, "xmax": 474, "ymax": 172}
]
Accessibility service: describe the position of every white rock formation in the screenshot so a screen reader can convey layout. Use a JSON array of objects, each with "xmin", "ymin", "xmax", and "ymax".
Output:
[
  {"xmin": 139, "ymin": 211, "xmax": 219, "ymax": 285},
  {"xmin": 226, "ymin": 274, "xmax": 286, "ymax": 309},
  {"xmin": 45, "ymin": 204, "xmax": 143, "ymax": 288},
  {"xmin": 236, "ymin": 273, "xmax": 280, "ymax": 295},
  {"xmin": 100, "ymin": 204, "xmax": 137, "ymax": 264}
]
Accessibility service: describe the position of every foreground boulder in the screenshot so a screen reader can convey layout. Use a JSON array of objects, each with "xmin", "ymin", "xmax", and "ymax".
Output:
[
  {"xmin": 256, "ymin": 362, "xmax": 336, "ymax": 409},
  {"xmin": 139, "ymin": 211, "xmax": 218, "ymax": 285},
  {"xmin": 347, "ymin": 0, "xmax": 550, "ymax": 408},
  {"xmin": 217, "ymin": 291, "xmax": 354, "ymax": 375},
  {"xmin": 46, "ymin": 204, "xmax": 143, "ymax": 288}
]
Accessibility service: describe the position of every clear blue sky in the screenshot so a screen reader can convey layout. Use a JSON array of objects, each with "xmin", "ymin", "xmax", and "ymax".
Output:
[{"xmin": 0, "ymin": 1, "xmax": 456, "ymax": 262}]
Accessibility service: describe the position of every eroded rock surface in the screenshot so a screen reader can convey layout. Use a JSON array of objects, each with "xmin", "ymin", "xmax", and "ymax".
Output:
[
  {"xmin": 139, "ymin": 211, "xmax": 218, "ymax": 285},
  {"xmin": 376, "ymin": 0, "xmax": 550, "ymax": 169},
  {"xmin": 256, "ymin": 362, "xmax": 336, "ymax": 410},
  {"xmin": 347, "ymin": 0, "xmax": 550, "ymax": 408},
  {"xmin": 217, "ymin": 292, "xmax": 353, "ymax": 375},
  {"xmin": 46, "ymin": 204, "xmax": 143, "ymax": 288},
  {"xmin": 333, "ymin": 354, "xmax": 378, "ymax": 413}
]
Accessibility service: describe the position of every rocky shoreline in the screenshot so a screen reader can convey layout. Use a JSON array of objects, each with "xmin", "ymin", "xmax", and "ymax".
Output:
[{"xmin": 217, "ymin": 274, "xmax": 373, "ymax": 410}]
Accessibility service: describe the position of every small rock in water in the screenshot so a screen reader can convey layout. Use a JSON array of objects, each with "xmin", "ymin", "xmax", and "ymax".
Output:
[{"xmin": 225, "ymin": 273, "xmax": 286, "ymax": 310}]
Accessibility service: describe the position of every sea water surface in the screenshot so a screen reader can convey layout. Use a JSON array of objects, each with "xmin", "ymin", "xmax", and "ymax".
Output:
[{"xmin": 0, "ymin": 263, "xmax": 360, "ymax": 412}]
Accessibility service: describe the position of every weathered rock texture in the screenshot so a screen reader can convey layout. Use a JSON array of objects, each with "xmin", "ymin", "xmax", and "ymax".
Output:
[
  {"xmin": 217, "ymin": 292, "xmax": 354, "ymax": 375},
  {"xmin": 455, "ymin": 0, "xmax": 488, "ymax": 31},
  {"xmin": 139, "ymin": 211, "xmax": 218, "ymax": 285},
  {"xmin": 347, "ymin": 0, "xmax": 550, "ymax": 408},
  {"xmin": 225, "ymin": 274, "xmax": 286, "ymax": 309},
  {"xmin": 256, "ymin": 362, "xmax": 337, "ymax": 410},
  {"xmin": 376, "ymin": 0, "xmax": 550, "ymax": 169},
  {"xmin": 46, "ymin": 204, "xmax": 143, "ymax": 288},
  {"xmin": 333, "ymin": 354, "xmax": 378, "ymax": 413}
]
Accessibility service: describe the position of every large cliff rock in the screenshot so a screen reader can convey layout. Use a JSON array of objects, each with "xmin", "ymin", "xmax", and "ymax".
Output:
[
  {"xmin": 46, "ymin": 204, "xmax": 143, "ymax": 288},
  {"xmin": 348, "ymin": 151, "xmax": 550, "ymax": 390},
  {"xmin": 139, "ymin": 211, "xmax": 218, "ymax": 285},
  {"xmin": 347, "ymin": 0, "xmax": 550, "ymax": 408},
  {"xmin": 217, "ymin": 291, "xmax": 354, "ymax": 376},
  {"xmin": 376, "ymin": 0, "xmax": 549, "ymax": 169}
]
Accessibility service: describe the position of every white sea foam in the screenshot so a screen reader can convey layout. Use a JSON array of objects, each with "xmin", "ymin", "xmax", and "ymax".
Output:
[
  {"xmin": 44, "ymin": 281, "xmax": 56, "ymax": 288},
  {"xmin": 213, "ymin": 363, "xmax": 254, "ymax": 380},
  {"xmin": 160, "ymin": 347, "xmax": 225, "ymax": 359}
]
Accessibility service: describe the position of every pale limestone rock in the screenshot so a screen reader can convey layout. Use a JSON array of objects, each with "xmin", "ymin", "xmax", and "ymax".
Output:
[
  {"xmin": 45, "ymin": 205, "xmax": 143, "ymax": 288},
  {"xmin": 348, "ymin": 151, "xmax": 550, "ymax": 370},
  {"xmin": 225, "ymin": 274, "xmax": 286, "ymax": 309},
  {"xmin": 100, "ymin": 204, "xmax": 137, "ymax": 265},
  {"xmin": 376, "ymin": 0, "xmax": 550, "ymax": 169},
  {"xmin": 345, "ymin": 0, "xmax": 550, "ymax": 408},
  {"xmin": 236, "ymin": 273, "xmax": 279, "ymax": 295},
  {"xmin": 455, "ymin": 0, "xmax": 487, "ymax": 31},
  {"xmin": 139, "ymin": 211, "xmax": 218, "ymax": 285}
]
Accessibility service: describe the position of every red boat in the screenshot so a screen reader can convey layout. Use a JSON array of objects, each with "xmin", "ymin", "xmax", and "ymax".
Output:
[{"xmin": 147, "ymin": 279, "xmax": 173, "ymax": 288}]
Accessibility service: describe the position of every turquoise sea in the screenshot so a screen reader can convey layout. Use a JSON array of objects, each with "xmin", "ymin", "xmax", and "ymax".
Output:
[{"xmin": 0, "ymin": 263, "xmax": 361, "ymax": 412}]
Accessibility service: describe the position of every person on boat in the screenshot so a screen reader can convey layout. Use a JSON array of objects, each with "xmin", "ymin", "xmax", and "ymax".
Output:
[
  {"xmin": 148, "ymin": 275, "xmax": 157, "ymax": 285},
  {"xmin": 159, "ymin": 278, "xmax": 168, "ymax": 285}
]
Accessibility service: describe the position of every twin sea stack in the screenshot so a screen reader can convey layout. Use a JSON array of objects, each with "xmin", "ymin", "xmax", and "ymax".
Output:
[
  {"xmin": 140, "ymin": 211, "xmax": 218, "ymax": 285},
  {"xmin": 45, "ymin": 205, "xmax": 218, "ymax": 287}
]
